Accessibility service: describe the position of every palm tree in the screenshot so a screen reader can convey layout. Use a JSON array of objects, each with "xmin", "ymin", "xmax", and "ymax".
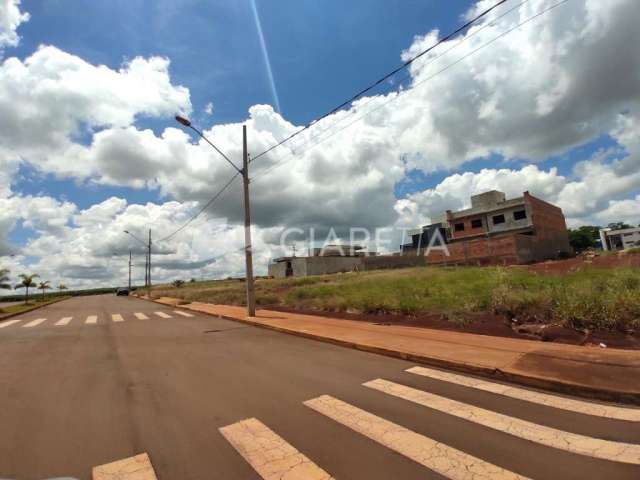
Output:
[
  {"xmin": 14, "ymin": 273, "xmax": 39, "ymax": 304},
  {"xmin": 38, "ymin": 280, "xmax": 52, "ymax": 300},
  {"xmin": 0, "ymin": 268, "xmax": 10, "ymax": 290},
  {"xmin": 172, "ymin": 279, "xmax": 185, "ymax": 288},
  {"xmin": 58, "ymin": 282, "xmax": 68, "ymax": 293}
]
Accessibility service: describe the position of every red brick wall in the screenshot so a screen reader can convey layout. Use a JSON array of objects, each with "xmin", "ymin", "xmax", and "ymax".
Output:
[
  {"xmin": 450, "ymin": 215, "xmax": 486, "ymax": 239},
  {"xmin": 524, "ymin": 192, "xmax": 571, "ymax": 260},
  {"xmin": 425, "ymin": 234, "xmax": 521, "ymax": 265}
]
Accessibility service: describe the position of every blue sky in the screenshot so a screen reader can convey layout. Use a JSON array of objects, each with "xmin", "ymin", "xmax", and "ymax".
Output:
[
  {"xmin": 9, "ymin": 0, "xmax": 479, "ymax": 206},
  {"xmin": 1, "ymin": 0, "xmax": 639, "ymax": 288}
]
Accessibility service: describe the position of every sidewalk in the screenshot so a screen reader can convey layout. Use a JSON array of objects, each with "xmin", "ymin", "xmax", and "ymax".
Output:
[{"xmin": 155, "ymin": 297, "xmax": 640, "ymax": 404}]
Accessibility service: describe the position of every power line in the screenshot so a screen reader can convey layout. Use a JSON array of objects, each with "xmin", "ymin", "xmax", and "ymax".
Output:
[
  {"xmin": 158, "ymin": 171, "xmax": 241, "ymax": 243},
  {"xmin": 252, "ymin": 0, "xmax": 568, "ymax": 183},
  {"xmin": 250, "ymin": 0, "xmax": 525, "ymax": 180},
  {"xmin": 249, "ymin": 0, "xmax": 510, "ymax": 164}
]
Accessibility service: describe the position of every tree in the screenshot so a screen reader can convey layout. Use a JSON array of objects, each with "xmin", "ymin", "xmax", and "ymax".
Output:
[
  {"xmin": 172, "ymin": 279, "xmax": 185, "ymax": 288},
  {"xmin": 608, "ymin": 222, "xmax": 632, "ymax": 230},
  {"xmin": 568, "ymin": 226, "xmax": 600, "ymax": 252},
  {"xmin": 58, "ymin": 282, "xmax": 68, "ymax": 292},
  {"xmin": 14, "ymin": 273, "xmax": 39, "ymax": 304},
  {"xmin": 0, "ymin": 268, "xmax": 10, "ymax": 290},
  {"xmin": 38, "ymin": 280, "xmax": 52, "ymax": 300}
]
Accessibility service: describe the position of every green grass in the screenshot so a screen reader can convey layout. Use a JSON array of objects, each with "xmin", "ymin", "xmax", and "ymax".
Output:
[
  {"xmin": 0, "ymin": 296, "xmax": 70, "ymax": 316},
  {"xmin": 151, "ymin": 267, "xmax": 640, "ymax": 332}
]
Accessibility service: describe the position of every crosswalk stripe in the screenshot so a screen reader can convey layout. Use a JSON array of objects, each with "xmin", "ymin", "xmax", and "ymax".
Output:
[
  {"xmin": 112, "ymin": 314, "xmax": 124, "ymax": 322},
  {"xmin": 0, "ymin": 319, "xmax": 22, "ymax": 328},
  {"xmin": 364, "ymin": 379, "xmax": 640, "ymax": 465},
  {"xmin": 173, "ymin": 310, "xmax": 193, "ymax": 317},
  {"xmin": 134, "ymin": 312, "xmax": 149, "ymax": 320},
  {"xmin": 407, "ymin": 366, "xmax": 640, "ymax": 422},
  {"xmin": 55, "ymin": 317, "xmax": 72, "ymax": 326},
  {"xmin": 85, "ymin": 315, "xmax": 98, "ymax": 324},
  {"xmin": 154, "ymin": 311, "xmax": 171, "ymax": 319},
  {"xmin": 304, "ymin": 395, "xmax": 525, "ymax": 480},
  {"xmin": 220, "ymin": 418, "xmax": 333, "ymax": 480},
  {"xmin": 23, "ymin": 318, "xmax": 46, "ymax": 328}
]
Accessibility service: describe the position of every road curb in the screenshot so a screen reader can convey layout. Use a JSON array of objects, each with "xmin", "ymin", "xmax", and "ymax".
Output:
[
  {"xmin": 139, "ymin": 296, "xmax": 640, "ymax": 405},
  {"xmin": 0, "ymin": 296, "xmax": 71, "ymax": 323}
]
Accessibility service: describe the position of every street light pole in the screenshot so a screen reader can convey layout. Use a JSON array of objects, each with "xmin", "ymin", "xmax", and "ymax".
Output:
[
  {"xmin": 128, "ymin": 250, "xmax": 132, "ymax": 291},
  {"xmin": 147, "ymin": 229, "xmax": 152, "ymax": 298},
  {"xmin": 174, "ymin": 115, "xmax": 256, "ymax": 317},
  {"xmin": 242, "ymin": 125, "xmax": 256, "ymax": 316},
  {"xmin": 124, "ymin": 229, "xmax": 151, "ymax": 293}
]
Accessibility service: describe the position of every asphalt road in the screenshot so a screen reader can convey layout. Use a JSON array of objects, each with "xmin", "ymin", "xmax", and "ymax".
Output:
[{"xmin": 0, "ymin": 295, "xmax": 638, "ymax": 480}]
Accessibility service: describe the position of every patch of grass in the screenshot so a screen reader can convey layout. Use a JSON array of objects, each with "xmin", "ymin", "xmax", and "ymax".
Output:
[
  {"xmin": 0, "ymin": 297, "xmax": 70, "ymax": 316},
  {"xmin": 626, "ymin": 247, "xmax": 640, "ymax": 255},
  {"xmin": 151, "ymin": 266, "xmax": 640, "ymax": 332}
]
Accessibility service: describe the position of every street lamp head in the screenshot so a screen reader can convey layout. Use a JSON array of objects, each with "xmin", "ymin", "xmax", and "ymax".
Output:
[
  {"xmin": 124, "ymin": 230, "xmax": 130, "ymax": 234},
  {"xmin": 175, "ymin": 115, "xmax": 192, "ymax": 127}
]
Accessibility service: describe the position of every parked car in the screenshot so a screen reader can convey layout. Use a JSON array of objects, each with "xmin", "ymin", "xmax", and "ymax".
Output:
[{"xmin": 115, "ymin": 287, "xmax": 129, "ymax": 296}]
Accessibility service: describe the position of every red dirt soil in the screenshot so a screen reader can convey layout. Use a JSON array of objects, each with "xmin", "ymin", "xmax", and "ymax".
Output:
[
  {"xmin": 269, "ymin": 306, "xmax": 640, "ymax": 350},
  {"xmin": 268, "ymin": 253, "xmax": 640, "ymax": 350},
  {"xmin": 523, "ymin": 252, "xmax": 640, "ymax": 274}
]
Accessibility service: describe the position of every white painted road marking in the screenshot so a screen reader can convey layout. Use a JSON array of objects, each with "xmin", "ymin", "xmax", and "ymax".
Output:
[
  {"xmin": 23, "ymin": 318, "xmax": 47, "ymax": 328},
  {"xmin": 55, "ymin": 317, "xmax": 73, "ymax": 326},
  {"xmin": 0, "ymin": 319, "xmax": 22, "ymax": 328},
  {"xmin": 305, "ymin": 395, "xmax": 526, "ymax": 480},
  {"xmin": 364, "ymin": 378, "xmax": 640, "ymax": 465},
  {"xmin": 85, "ymin": 315, "xmax": 98, "ymax": 324},
  {"xmin": 220, "ymin": 418, "xmax": 334, "ymax": 480},
  {"xmin": 134, "ymin": 312, "xmax": 149, "ymax": 320},
  {"xmin": 407, "ymin": 366, "xmax": 640, "ymax": 422},
  {"xmin": 154, "ymin": 311, "xmax": 171, "ymax": 319},
  {"xmin": 93, "ymin": 452, "xmax": 158, "ymax": 480},
  {"xmin": 173, "ymin": 310, "xmax": 193, "ymax": 317},
  {"xmin": 112, "ymin": 314, "xmax": 124, "ymax": 322}
]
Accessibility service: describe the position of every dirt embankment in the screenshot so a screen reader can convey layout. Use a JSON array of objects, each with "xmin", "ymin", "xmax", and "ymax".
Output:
[
  {"xmin": 524, "ymin": 252, "xmax": 640, "ymax": 274},
  {"xmin": 268, "ymin": 305, "xmax": 640, "ymax": 350}
]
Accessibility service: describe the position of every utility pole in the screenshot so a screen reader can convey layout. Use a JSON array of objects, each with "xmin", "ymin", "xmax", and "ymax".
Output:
[
  {"xmin": 174, "ymin": 116, "xmax": 255, "ymax": 317},
  {"xmin": 242, "ymin": 125, "xmax": 256, "ymax": 316},
  {"xmin": 147, "ymin": 229, "xmax": 152, "ymax": 297},
  {"xmin": 128, "ymin": 250, "xmax": 132, "ymax": 290}
]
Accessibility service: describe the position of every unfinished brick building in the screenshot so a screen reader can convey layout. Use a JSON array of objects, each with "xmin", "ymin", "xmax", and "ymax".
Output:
[{"xmin": 421, "ymin": 190, "xmax": 571, "ymax": 265}]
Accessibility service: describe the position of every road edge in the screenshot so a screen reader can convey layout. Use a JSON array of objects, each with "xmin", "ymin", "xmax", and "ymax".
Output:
[
  {"xmin": 139, "ymin": 296, "xmax": 640, "ymax": 406},
  {"xmin": 0, "ymin": 296, "xmax": 71, "ymax": 323}
]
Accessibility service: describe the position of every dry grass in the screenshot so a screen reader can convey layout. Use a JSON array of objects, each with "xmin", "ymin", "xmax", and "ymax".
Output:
[{"xmin": 152, "ymin": 267, "xmax": 640, "ymax": 332}]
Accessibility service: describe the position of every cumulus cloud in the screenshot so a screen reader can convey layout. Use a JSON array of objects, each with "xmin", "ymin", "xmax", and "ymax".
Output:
[
  {"xmin": 399, "ymin": 113, "xmax": 640, "ymax": 229},
  {"xmin": 17, "ymin": 0, "xmax": 635, "ymax": 232},
  {"xmin": 2, "ymin": 0, "xmax": 640, "ymax": 289},
  {"xmin": 0, "ymin": 45, "xmax": 191, "ymax": 179},
  {"xmin": 0, "ymin": 0, "xmax": 28, "ymax": 51}
]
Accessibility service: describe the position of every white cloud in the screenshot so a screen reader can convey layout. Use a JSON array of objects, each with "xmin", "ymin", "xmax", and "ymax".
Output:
[
  {"xmin": 0, "ymin": 45, "xmax": 191, "ymax": 177},
  {"xmin": 0, "ymin": 0, "xmax": 28, "ymax": 50},
  {"xmin": 2, "ymin": 0, "xmax": 640, "ymax": 288},
  {"xmin": 204, "ymin": 102, "xmax": 213, "ymax": 115}
]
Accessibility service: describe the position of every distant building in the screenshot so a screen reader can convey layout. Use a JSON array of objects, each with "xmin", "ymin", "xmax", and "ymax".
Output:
[
  {"xmin": 268, "ymin": 244, "xmax": 426, "ymax": 278},
  {"xmin": 599, "ymin": 226, "xmax": 640, "ymax": 251},
  {"xmin": 408, "ymin": 190, "xmax": 572, "ymax": 265},
  {"xmin": 401, "ymin": 222, "xmax": 448, "ymax": 254}
]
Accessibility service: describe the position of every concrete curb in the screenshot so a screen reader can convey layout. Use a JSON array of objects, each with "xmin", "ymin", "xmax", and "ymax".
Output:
[
  {"xmin": 140, "ymin": 296, "xmax": 640, "ymax": 405},
  {"xmin": 0, "ymin": 296, "xmax": 71, "ymax": 323}
]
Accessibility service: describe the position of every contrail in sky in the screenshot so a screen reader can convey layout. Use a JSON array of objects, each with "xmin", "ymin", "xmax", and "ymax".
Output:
[{"xmin": 250, "ymin": 0, "xmax": 282, "ymax": 114}]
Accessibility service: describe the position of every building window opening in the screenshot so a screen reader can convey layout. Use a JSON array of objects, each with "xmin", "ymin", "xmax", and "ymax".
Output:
[
  {"xmin": 471, "ymin": 219, "xmax": 482, "ymax": 229},
  {"xmin": 514, "ymin": 210, "xmax": 527, "ymax": 220},
  {"xmin": 454, "ymin": 223, "xmax": 465, "ymax": 232},
  {"xmin": 493, "ymin": 214, "xmax": 505, "ymax": 225}
]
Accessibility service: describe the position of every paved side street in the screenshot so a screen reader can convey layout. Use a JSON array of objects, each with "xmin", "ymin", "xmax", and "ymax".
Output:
[
  {"xmin": 164, "ymin": 298, "xmax": 640, "ymax": 403},
  {"xmin": 1, "ymin": 295, "xmax": 639, "ymax": 480}
]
